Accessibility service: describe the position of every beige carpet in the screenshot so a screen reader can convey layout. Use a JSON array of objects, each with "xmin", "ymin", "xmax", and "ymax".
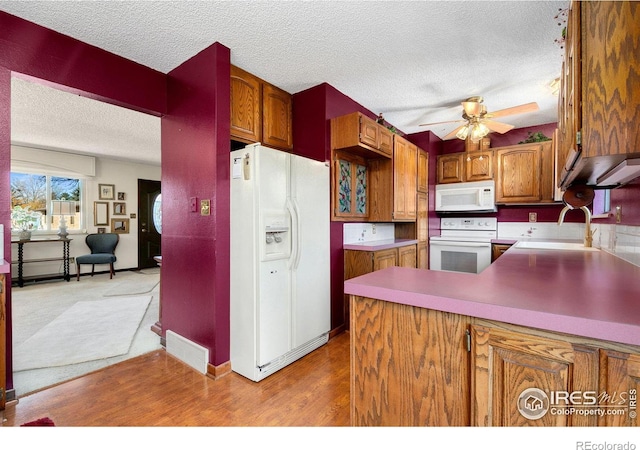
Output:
[
  {"xmin": 11, "ymin": 270, "xmax": 162, "ymax": 397},
  {"xmin": 14, "ymin": 295, "xmax": 152, "ymax": 371}
]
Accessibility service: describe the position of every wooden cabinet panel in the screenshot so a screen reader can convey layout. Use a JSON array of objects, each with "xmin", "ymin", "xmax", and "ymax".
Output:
[
  {"xmin": 465, "ymin": 151, "xmax": 493, "ymax": 181},
  {"xmin": 392, "ymin": 136, "xmax": 417, "ymax": 221},
  {"xmin": 417, "ymin": 242, "xmax": 428, "ymax": 270},
  {"xmin": 372, "ymin": 248, "xmax": 398, "ymax": 270},
  {"xmin": 437, "ymin": 153, "xmax": 465, "ymax": 184},
  {"xmin": 262, "ymin": 83, "xmax": 292, "ymax": 150},
  {"xmin": 599, "ymin": 350, "xmax": 640, "ymax": 427},
  {"xmin": 398, "ymin": 245, "xmax": 417, "ymax": 268},
  {"xmin": 470, "ymin": 325, "xmax": 600, "ymax": 426},
  {"xmin": 417, "ymin": 149, "xmax": 429, "ymax": 193},
  {"xmin": 351, "ymin": 297, "xmax": 471, "ymax": 426},
  {"xmin": 230, "ymin": 65, "xmax": 262, "ymax": 143}
]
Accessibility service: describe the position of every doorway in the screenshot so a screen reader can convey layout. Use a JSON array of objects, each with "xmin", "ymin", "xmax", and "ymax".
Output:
[{"xmin": 138, "ymin": 179, "xmax": 161, "ymax": 269}]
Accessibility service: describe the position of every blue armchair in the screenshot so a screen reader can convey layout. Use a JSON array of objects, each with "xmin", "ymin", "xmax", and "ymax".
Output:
[{"xmin": 76, "ymin": 233, "xmax": 119, "ymax": 281}]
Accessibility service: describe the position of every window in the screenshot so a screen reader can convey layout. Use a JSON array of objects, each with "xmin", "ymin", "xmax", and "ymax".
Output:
[{"xmin": 10, "ymin": 172, "xmax": 83, "ymax": 233}]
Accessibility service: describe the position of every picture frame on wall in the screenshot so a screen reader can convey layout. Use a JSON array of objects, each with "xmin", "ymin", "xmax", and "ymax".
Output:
[
  {"xmin": 113, "ymin": 202, "xmax": 126, "ymax": 215},
  {"xmin": 99, "ymin": 184, "xmax": 115, "ymax": 200},
  {"xmin": 117, "ymin": 192, "xmax": 126, "ymax": 200},
  {"xmin": 111, "ymin": 218, "xmax": 129, "ymax": 234},
  {"xmin": 97, "ymin": 227, "xmax": 106, "ymax": 234},
  {"xmin": 94, "ymin": 201, "xmax": 109, "ymax": 226}
]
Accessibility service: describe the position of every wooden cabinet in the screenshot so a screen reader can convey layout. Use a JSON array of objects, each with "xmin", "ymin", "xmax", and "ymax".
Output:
[
  {"xmin": 436, "ymin": 153, "xmax": 464, "ymax": 184},
  {"xmin": 331, "ymin": 112, "xmax": 393, "ymax": 159},
  {"xmin": 465, "ymin": 151, "xmax": 493, "ymax": 182},
  {"xmin": 494, "ymin": 141, "xmax": 554, "ymax": 204},
  {"xmin": 331, "ymin": 151, "xmax": 368, "ymax": 221},
  {"xmin": 351, "ymin": 297, "xmax": 471, "ymax": 426},
  {"xmin": 344, "ymin": 245, "xmax": 417, "ymax": 331},
  {"xmin": 470, "ymin": 324, "xmax": 599, "ymax": 426},
  {"xmin": 392, "ymin": 135, "xmax": 417, "ymax": 221},
  {"xmin": 417, "ymin": 192, "xmax": 428, "ymax": 269},
  {"xmin": 368, "ymin": 135, "xmax": 418, "ymax": 222},
  {"xmin": 599, "ymin": 350, "xmax": 640, "ymax": 427},
  {"xmin": 557, "ymin": 1, "xmax": 640, "ymax": 188},
  {"xmin": 417, "ymin": 148, "xmax": 429, "ymax": 193},
  {"xmin": 230, "ymin": 65, "xmax": 293, "ymax": 151},
  {"xmin": 491, "ymin": 243, "xmax": 512, "ymax": 262},
  {"xmin": 437, "ymin": 151, "xmax": 493, "ymax": 184},
  {"xmin": 350, "ymin": 296, "xmax": 640, "ymax": 427}
]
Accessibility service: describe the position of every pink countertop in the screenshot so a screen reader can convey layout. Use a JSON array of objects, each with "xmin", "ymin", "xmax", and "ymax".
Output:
[
  {"xmin": 343, "ymin": 238, "xmax": 419, "ymax": 251},
  {"xmin": 0, "ymin": 260, "xmax": 10, "ymax": 274},
  {"xmin": 344, "ymin": 245, "xmax": 640, "ymax": 347}
]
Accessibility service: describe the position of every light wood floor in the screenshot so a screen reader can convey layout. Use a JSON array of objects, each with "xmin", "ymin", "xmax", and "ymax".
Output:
[{"xmin": 2, "ymin": 332, "xmax": 350, "ymax": 427}]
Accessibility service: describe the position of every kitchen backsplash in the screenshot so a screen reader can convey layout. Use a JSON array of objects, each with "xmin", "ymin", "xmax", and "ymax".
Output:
[
  {"xmin": 598, "ymin": 224, "xmax": 640, "ymax": 267},
  {"xmin": 499, "ymin": 221, "xmax": 640, "ymax": 268},
  {"xmin": 497, "ymin": 222, "xmax": 586, "ymax": 241},
  {"xmin": 343, "ymin": 223, "xmax": 395, "ymax": 244}
]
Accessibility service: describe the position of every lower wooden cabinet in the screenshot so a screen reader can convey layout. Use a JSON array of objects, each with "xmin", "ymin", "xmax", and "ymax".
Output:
[
  {"xmin": 491, "ymin": 243, "xmax": 512, "ymax": 262},
  {"xmin": 350, "ymin": 296, "xmax": 640, "ymax": 427},
  {"xmin": 344, "ymin": 245, "xmax": 417, "ymax": 331},
  {"xmin": 470, "ymin": 324, "xmax": 599, "ymax": 426}
]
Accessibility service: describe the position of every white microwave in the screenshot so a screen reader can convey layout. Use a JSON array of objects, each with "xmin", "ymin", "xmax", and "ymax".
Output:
[{"xmin": 435, "ymin": 180, "xmax": 496, "ymax": 213}]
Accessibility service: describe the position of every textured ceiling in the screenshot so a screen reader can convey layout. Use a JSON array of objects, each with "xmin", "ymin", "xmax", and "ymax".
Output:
[{"xmin": 2, "ymin": 0, "xmax": 569, "ymax": 166}]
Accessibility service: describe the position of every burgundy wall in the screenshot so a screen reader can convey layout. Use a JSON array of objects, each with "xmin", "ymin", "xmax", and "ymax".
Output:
[
  {"xmin": 292, "ymin": 83, "xmax": 377, "ymax": 331},
  {"xmin": 0, "ymin": 12, "xmax": 167, "ymax": 392},
  {"xmin": 161, "ymin": 43, "xmax": 231, "ymax": 366}
]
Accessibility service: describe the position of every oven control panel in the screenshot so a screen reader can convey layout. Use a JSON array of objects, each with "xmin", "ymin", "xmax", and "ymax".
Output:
[{"xmin": 440, "ymin": 217, "xmax": 497, "ymax": 231}]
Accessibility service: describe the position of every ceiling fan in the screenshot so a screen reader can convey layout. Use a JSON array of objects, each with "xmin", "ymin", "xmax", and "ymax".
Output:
[{"xmin": 420, "ymin": 96, "xmax": 539, "ymax": 141}]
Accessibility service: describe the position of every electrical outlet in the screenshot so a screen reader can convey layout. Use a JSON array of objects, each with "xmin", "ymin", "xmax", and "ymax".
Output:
[
  {"xmin": 200, "ymin": 199, "xmax": 211, "ymax": 216},
  {"xmin": 528, "ymin": 212, "xmax": 537, "ymax": 223},
  {"xmin": 372, "ymin": 224, "xmax": 377, "ymax": 234}
]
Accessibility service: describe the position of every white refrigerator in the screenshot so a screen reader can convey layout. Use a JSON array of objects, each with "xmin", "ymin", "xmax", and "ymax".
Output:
[{"xmin": 230, "ymin": 143, "xmax": 330, "ymax": 382}]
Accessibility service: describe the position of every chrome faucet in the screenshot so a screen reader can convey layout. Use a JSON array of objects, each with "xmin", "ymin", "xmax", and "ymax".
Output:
[{"xmin": 558, "ymin": 205, "xmax": 593, "ymax": 247}]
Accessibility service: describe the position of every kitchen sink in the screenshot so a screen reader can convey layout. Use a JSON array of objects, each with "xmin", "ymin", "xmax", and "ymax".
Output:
[{"xmin": 514, "ymin": 241, "xmax": 600, "ymax": 251}]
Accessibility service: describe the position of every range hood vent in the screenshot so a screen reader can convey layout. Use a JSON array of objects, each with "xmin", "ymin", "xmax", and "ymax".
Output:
[{"xmin": 596, "ymin": 159, "xmax": 640, "ymax": 187}]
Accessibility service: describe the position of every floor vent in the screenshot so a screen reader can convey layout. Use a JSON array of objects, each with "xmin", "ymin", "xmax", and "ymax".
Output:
[{"xmin": 166, "ymin": 330, "xmax": 209, "ymax": 374}]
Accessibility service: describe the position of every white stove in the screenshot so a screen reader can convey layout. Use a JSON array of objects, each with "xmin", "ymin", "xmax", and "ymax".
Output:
[{"xmin": 429, "ymin": 217, "xmax": 497, "ymax": 274}]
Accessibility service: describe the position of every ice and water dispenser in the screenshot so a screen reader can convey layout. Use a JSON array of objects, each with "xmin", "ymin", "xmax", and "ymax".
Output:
[{"xmin": 263, "ymin": 214, "xmax": 290, "ymax": 260}]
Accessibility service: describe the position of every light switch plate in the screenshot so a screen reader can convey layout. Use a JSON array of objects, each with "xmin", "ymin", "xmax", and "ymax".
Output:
[
  {"xmin": 200, "ymin": 199, "xmax": 211, "ymax": 216},
  {"xmin": 190, "ymin": 197, "xmax": 197, "ymax": 213}
]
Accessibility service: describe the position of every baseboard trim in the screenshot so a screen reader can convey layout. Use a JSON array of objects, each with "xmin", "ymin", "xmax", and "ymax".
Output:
[{"xmin": 207, "ymin": 360, "xmax": 232, "ymax": 380}]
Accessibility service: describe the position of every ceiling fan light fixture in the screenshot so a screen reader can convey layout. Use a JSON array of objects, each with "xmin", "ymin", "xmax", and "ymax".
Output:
[
  {"xmin": 469, "ymin": 122, "xmax": 489, "ymax": 143},
  {"xmin": 456, "ymin": 125, "xmax": 470, "ymax": 140}
]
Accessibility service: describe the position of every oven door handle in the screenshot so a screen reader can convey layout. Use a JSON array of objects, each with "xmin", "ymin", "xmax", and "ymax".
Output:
[{"xmin": 430, "ymin": 241, "xmax": 491, "ymax": 248}]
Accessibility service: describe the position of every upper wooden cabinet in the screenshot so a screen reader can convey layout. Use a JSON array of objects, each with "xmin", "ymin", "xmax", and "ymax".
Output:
[
  {"xmin": 495, "ymin": 141, "xmax": 554, "ymax": 204},
  {"xmin": 230, "ymin": 65, "xmax": 293, "ymax": 151},
  {"xmin": 417, "ymin": 148, "xmax": 429, "ymax": 193},
  {"xmin": 331, "ymin": 112, "xmax": 393, "ymax": 159},
  {"xmin": 392, "ymin": 135, "xmax": 417, "ymax": 221},
  {"xmin": 557, "ymin": 1, "xmax": 640, "ymax": 188},
  {"xmin": 436, "ymin": 151, "xmax": 493, "ymax": 184}
]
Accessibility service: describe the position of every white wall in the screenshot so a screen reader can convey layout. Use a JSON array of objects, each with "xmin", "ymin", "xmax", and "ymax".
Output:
[{"xmin": 10, "ymin": 155, "xmax": 161, "ymax": 280}]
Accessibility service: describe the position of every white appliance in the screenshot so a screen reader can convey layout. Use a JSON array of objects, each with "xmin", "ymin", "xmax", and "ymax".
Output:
[
  {"xmin": 430, "ymin": 217, "xmax": 497, "ymax": 274},
  {"xmin": 230, "ymin": 143, "xmax": 330, "ymax": 382},
  {"xmin": 435, "ymin": 180, "xmax": 496, "ymax": 213}
]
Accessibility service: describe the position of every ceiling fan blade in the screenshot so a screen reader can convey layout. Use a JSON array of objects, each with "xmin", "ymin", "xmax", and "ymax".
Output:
[
  {"xmin": 419, "ymin": 119, "xmax": 465, "ymax": 127},
  {"xmin": 488, "ymin": 102, "xmax": 539, "ymax": 119},
  {"xmin": 484, "ymin": 120, "xmax": 515, "ymax": 134},
  {"xmin": 443, "ymin": 124, "xmax": 466, "ymax": 140}
]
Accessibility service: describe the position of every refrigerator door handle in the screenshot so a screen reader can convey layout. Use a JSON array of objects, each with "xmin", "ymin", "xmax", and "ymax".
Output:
[
  {"xmin": 292, "ymin": 199, "xmax": 303, "ymax": 270},
  {"xmin": 286, "ymin": 199, "xmax": 300, "ymax": 269}
]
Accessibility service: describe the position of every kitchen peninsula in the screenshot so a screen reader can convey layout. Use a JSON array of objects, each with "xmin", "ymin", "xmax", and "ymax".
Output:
[{"xmin": 345, "ymin": 244, "xmax": 640, "ymax": 427}]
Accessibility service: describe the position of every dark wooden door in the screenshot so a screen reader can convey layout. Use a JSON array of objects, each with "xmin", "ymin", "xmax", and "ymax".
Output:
[{"xmin": 138, "ymin": 179, "xmax": 161, "ymax": 269}]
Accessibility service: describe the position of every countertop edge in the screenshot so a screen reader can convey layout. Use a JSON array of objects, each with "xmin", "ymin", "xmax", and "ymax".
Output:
[{"xmin": 343, "ymin": 239, "xmax": 419, "ymax": 251}]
